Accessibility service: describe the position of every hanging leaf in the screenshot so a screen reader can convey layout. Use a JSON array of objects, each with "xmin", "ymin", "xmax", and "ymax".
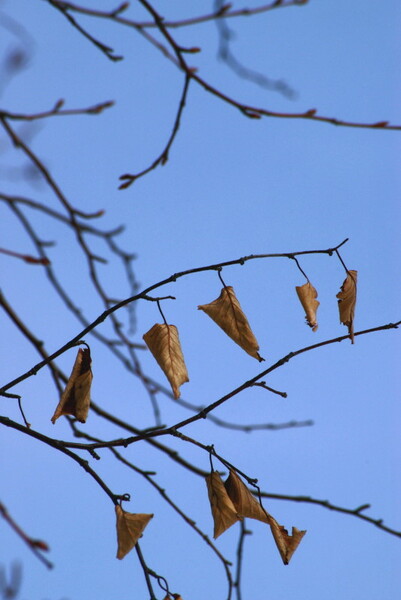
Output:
[
  {"xmin": 198, "ymin": 286, "xmax": 263, "ymax": 361},
  {"xmin": 143, "ymin": 323, "xmax": 189, "ymax": 398},
  {"xmin": 51, "ymin": 347, "xmax": 92, "ymax": 424},
  {"xmin": 206, "ymin": 472, "xmax": 240, "ymax": 538},
  {"xmin": 336, "ymin": 270, "xmax": 357, "ymax": 343},
  {"xmin": 115, "ymin": 505, "xmax": 153, "ymax": 560},
  {"xmin": 224, "ymin": 470, "xmax": 270, "ymax": 523},
  {"xmin": 295, "ymin": 282, "xmax": 319, "ymax": 331},
  {"xmin": 225, "ymin": 470, "xmax": 305, "ymax": 563},
  {"xmin": 269, "ymin": 518, "xmax": 306, "ymax": 565}
]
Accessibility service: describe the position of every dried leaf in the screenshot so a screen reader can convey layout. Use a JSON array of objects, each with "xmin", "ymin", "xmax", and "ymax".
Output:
[
  {"xmin": 225, "ymin": 471, "xmax": 306, "ymax": 564},
  {"xmin": 269, "ymin": 518, "xmax": 306, "ymax": 565},
  {"xmin": 295, "ymin": 282, "xmax": 320, "ymax": 331},
  {"xmin": 143, "ymin": 324, "xmax": 189, "ymax": 398},
  {"xmin": 206, "ymin": 472, "xmax": 240, "ymax": 538},
  {"xmin": 224, "ymin": 470, "xmax": 270, "ymax": 523},
  {"xmin": 51, "ymin": 347, "xmax": 92, "ymax": 423},
  {"xmin": 115, "ymin": 505, "xmax": 153, "ymax": 560},
  {"xmin": 198, "ymin": 286, "xmax": 263, "ymax": 361},
  {"xmin": 336, "ymin": 270, "xmax": 357, "ymax": 343}
]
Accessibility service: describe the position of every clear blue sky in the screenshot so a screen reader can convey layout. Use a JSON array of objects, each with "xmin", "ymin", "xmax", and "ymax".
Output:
[{"xmin": 0, "ymin": 1, "xmax": 400, "ymax": 599}]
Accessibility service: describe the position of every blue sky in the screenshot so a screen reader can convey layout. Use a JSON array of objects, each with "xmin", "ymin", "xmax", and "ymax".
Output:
[{"xmin": 0, "ymin": 1, "xmax": 400, "ymax": 599}]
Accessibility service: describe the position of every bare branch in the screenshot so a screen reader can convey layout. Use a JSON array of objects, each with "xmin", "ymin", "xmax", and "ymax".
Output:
[
  {"xmin": 0, "ymin": 100, "xmax": 114, "ymax": 121},
  {"xmin": 46, "ymin": 0, "xmax": 123, "ymax": 61},
  {"xmin": 45, "ymin": 0, "xmax": 308, "ymax": 29},
  {"xmin": 0, "ymin": 417, "xmax": 122, "ymax": 504},
  {"xmin": 80, "ymin": 320, "xmax": 399, "ymax": 446},
  {"xmin": 262, "ymin": 491, "xmax": 401, "ymax": 538},
  {"xmin": 119, "ymin": 74, "xmax": 190, "ymax": 189},
  {"xmin": 0, "ymin": 502, "xmax": 53, "ymax": 569},
  {"xmin": 0, "ymin": 238, "xmax": 350, "ymax": 395},
  {"xmin": 43, "ymin": 1, "xmax": 401, "ymax": 141}
]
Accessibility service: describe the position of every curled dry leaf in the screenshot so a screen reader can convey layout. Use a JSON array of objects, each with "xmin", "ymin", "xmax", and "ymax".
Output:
[
  {"xmin": 336, "ymin": 270, "xmax": 357, "ymax": 343},
  {"xmin": 115, "ymin": 505, "xmax": 153, "ymax": 560},
  {"xmin": 225, "ymin": 471, "xmax": 305, "ymax": 564},
  {"xmin": 207, "ymin": 470, "xmax": 306, "ymax": 562},
  {"xmin": 143, "ymin": 323, "xmax": 189, "ymax": 399},
  {"xmin": 295, "ymin": 282, "xmax": 319, "ymax": 331},
  {"xmin": 224, "ymin": 470, "xmax": 270, "ymax": 524},
  {"xmin": 206, "ymin": 472, "xmax": 240, "ymax": 538},
  {"xmin": 51, "ymin": 347, "xmax": 92, "ymax": 424},
  {"xmin": 269, "ymin": 518, "xmax": 306, "ymax": 565},
  {"xmin": 198, "ymin": 286, "xmax": 263, "ymax": 361}
]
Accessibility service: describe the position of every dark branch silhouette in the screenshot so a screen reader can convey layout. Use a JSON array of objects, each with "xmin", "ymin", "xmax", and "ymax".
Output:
[{"xmin": 0, "ymin": 2, "xmax": 398, "ymax": 597}]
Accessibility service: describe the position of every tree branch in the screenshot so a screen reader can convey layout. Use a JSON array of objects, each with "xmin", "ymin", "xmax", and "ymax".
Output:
[{"xmin": 0, "ymin": 238, "xmax": 349, "ymax": 395}]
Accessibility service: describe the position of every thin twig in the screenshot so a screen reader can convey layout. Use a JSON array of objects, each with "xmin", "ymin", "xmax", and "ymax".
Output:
[
  {"xmin": 105, "ymin": 444, "xmax": 233, "ymax": 589},
  {"xmin": 45, "ymin": 1, "xmax": 401, "ymax": 133},
  {"xmin": 0, "ymin": 288, "xmax": 64, "ymax": 396},
  {"xmin": 0, "ymin": 238, "xmax": 352, "ymax": 395},
  {"xmin": 0, "ymin": 502, "xmax": 53, "ymax": 569},
  {"xmin": 234, "ymin": 519, "xmax": 250, "ymax": 600},
  {"xmin": 135, "ymin": 544, "xmax": 158, "ymax": 600},
  {"xmin": 252, "ymin": 381, "xmax": 287, "ymax": 397},
  {"xmin": 261, "ymin": 491, "xmax": 401, "ymax": 538},
  {"xmin": 119, "ymin": 74, "xmax": 191, "ymax": 188},
  {"xmin": 0, "ymin": 100, "xmax": 114, "ymax": 121},
  {"xmin": 46, "ymin": 0, "xmax": 308, "ymax": 29},
  {"xmin": 46, "ymin": 0, "xmax": 123, "ymax": 61},
  {"xmin": 0, "ymin": 417, "xmax": 121, "ymax": 504},
  {"xmin": 77, "ymin": 320, "xmax": 399, "ymax": 447},
  {"xmin": 214, "ymin": 0, "xmax": 296, "ymax": 99}
]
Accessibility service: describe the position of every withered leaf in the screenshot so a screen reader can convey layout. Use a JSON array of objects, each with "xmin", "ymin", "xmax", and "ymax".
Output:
[
  {"xmin": 115, "ymin": 505, "xmax": 153, "ymax": 560},
  {"xmin": 295, "ymin": 282, "xmax": 320, "ymax": 331},
  {"xmin": 198, "ymin": 286, "xmax": 263, "ymax": 361},
  {"xmin": 269, "ymin": 518, "xmax": 306, "ymax": 565},
  {"xmin": 336, "ymin": 270, "xmax": 357, "ymax": 343},
  {"xmin": 51, "ymin": 347, "xmax": 92, "ymax": 424},
  {"xmin": 225, "ymin": 471, "xmax": 305, "ymax": 564},
  {"xmin": 224, "ymin": 470, "xmax": 269, "ymax": 524},
  {"xmin": 143, "ymin": 324, "xmax": 189, "ymax": 399},
  {"xmin": 206, "ymin": 472, "xmax": 240, "ymax": 538}
]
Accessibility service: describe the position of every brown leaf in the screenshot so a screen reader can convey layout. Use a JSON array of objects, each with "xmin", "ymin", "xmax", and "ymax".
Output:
[
  {"xmin": 115, "ymin": 505, "xmax": 153, "ymax": 560},
  {"xmin": 225, "ymin": 471, "xmax": 306, "ymax": 564},
  {"xmin": 143, "ymin": 324, "xmax": 189, "ymax": 398},
  {"xmin": 51, "ymin": 347, "xmax": 92, "ymax": 423},
  {"xmin": 206, "ymin": 472, "xmax": 240, "ymax": 538},
  {"xmin": 224, "ymin": 470, "xmax": 270, "ymax": 523},
  {"xmin": 295, "ymin": 282, "xmax": 320, "ymax": 331},
  {"xmin": 198, "ymin": 286, "xmax": 263, "ymax": 361},
  {"xmin": 336, "ymin": 270, "xmax": 357, "ymax": 343},
  {"xmin": 269, "ymin": 518, "xmax": 306, "ymax": 565}
]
